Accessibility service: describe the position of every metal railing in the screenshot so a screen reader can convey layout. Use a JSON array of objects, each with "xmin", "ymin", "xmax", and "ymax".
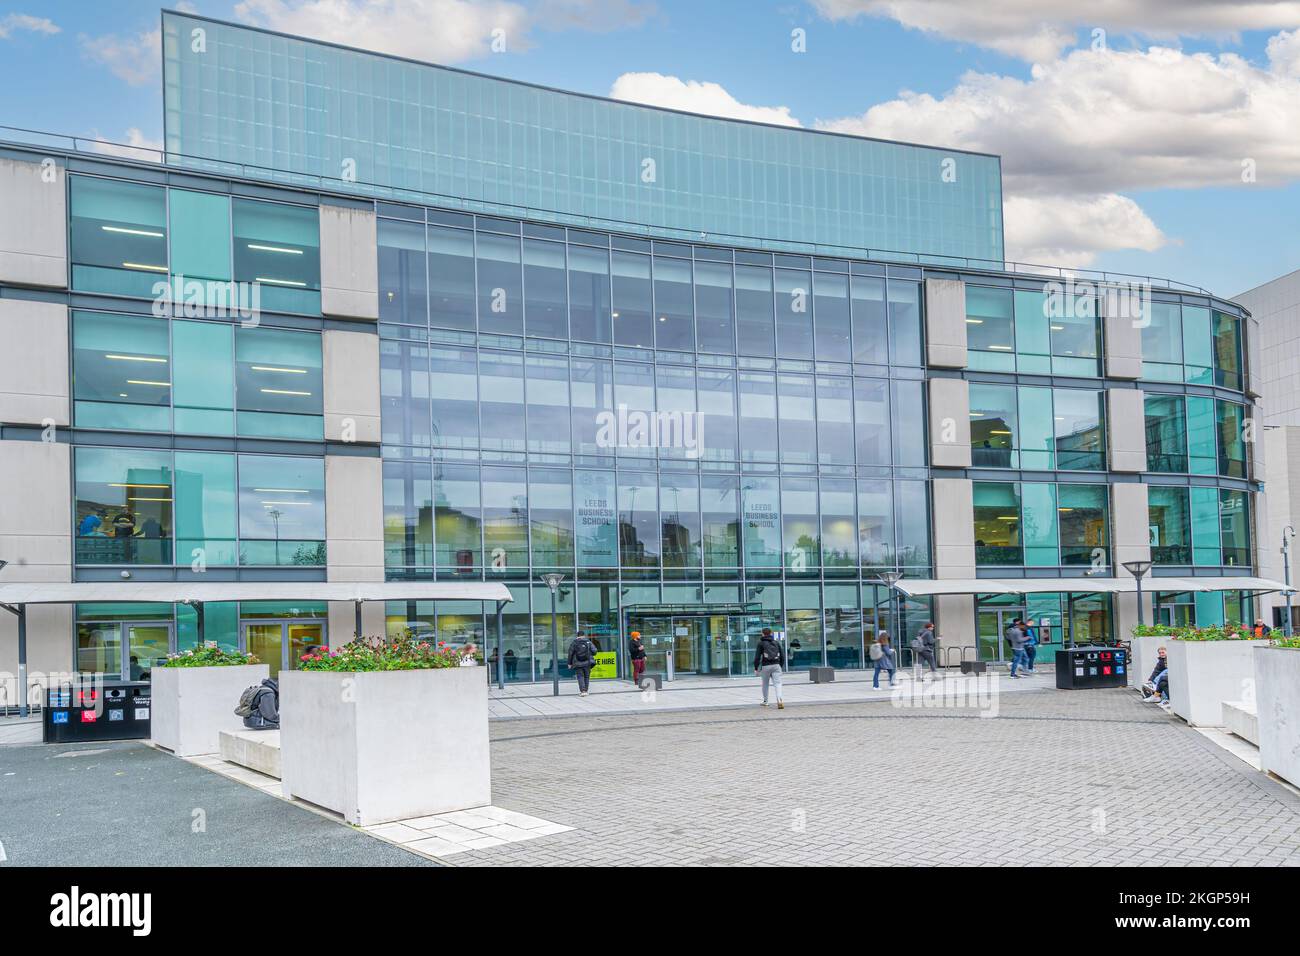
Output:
[{"xmin": 0, "ymin": 123, "xmax": 1222, "ymax": 297}]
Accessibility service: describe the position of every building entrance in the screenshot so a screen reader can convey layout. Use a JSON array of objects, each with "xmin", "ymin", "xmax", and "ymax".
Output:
[
  {"xmin": 241, "ymin": 620, "xmax": 327, "ymax": 677},
  {"xmin": 626, "ymin": 604, "xmax": 768, "ymax": 680}
]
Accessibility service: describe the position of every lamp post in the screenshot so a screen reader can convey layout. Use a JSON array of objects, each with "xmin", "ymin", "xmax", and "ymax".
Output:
[
  {"xmin": 874, "ymin": 571, "xmax": 903, "ymax": 654},
  {"xmin": 1123, "ymin": 560, "xmax": 1153, "ymax": 628},
  {"xmin": 541, "ymin": 573, "xmax": 565, "ymax": 698},
  {"xmin": 1283, "ymin": 527, "xmax": 1296, "ymax": 637}
]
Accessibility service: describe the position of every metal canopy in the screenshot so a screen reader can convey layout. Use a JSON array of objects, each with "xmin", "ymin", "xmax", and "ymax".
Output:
[
  {"xmin": 0, "ymin": 581, "xmax": 514, "ymax": 607},
  {"xmin": 893, "ymin": 576, "xmax": 1287, "ymax": 597}
]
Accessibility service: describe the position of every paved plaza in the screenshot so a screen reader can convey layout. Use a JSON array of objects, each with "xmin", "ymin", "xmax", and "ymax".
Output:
[{"xmin": 3, "ymin": 683, "xmax": 1298, "ymax": 867}]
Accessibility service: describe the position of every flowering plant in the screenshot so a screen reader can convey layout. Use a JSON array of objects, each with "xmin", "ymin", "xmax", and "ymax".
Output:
[
  {"xmin": 1132, "ymin": 623, "xmax": 1266, "ymax": 642},
  {"xmin": 297, "ymin": 634, "xmax": 468, "ymax": 671},
  {"xmin": 162, "ymin": 644, "xmax": 260, "ymax": 667}
]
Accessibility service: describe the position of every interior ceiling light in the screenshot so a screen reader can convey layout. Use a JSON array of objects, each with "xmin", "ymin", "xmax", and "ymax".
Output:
[
  {"xmin": 247, "ymin": 243, "xmax": 303, "ymax": 254},
  {"xmin": 103, "ymin": 225, "xmax": 163, "ymax": 238}
]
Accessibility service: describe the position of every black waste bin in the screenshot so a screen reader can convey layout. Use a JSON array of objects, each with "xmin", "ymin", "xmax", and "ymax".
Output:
[
  {"xmin": 1055, "ymin": 646, "xmax": 1127, "ymax": 689},
  {"xmin": 43, "ymin": 680, "xmax": 152, "ymax": 743}
]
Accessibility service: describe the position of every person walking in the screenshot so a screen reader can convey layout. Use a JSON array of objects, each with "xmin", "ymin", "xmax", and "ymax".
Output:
[
  {"xmin": 872, "ymin": 630, "xmax": 897, "ymax": 688},
  {"xmin": 628, "ymin": 630, "xmax": 647, "ymax": 685},
  {"xmin": 1005, "ymin": 619, "xmax": 1029, "ymax": 678},
  {"xmin": 567, "ymin": 630, "xmax": 599, "ymax": 696},
  {"xmin": 912, "ymin": 622, "xmax": 938, "ymax": 679},
  {"xmin": 1019, "ymin": 618, "xmax": 1038, "ymax": 673},
  {"xmin": 753, "ymin": 627, "xmax": 785, "ymax": 709}
]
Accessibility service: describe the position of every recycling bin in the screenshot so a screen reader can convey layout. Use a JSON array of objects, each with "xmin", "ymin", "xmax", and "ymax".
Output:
[
  {"xmin": 1055, "ymin": 646, "xmax": 1127, "ymax": 689},
  {"xmin": 43, "ymin": 680, "xmax": 152, "ymax": 743}
]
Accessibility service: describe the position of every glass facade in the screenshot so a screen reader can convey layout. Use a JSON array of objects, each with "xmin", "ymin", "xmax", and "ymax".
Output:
[
  {"xmin": 966, "ymin": 286, "xmax": 1101, "ymax": 375},
  {"xmin": 162, "ymin": 12, "xmax": 1004, "ymax": 262},
  {"xmin": 1140, "ymin": 302, "xmax": 1242, "ymax": 387},
  {"xmin": 972, "ymin": 481, "xmax": 1110, "ymax": 569},
  {"xmin": 969, "ymin": 383, "xmax": 1104, "ymax": 471},
  {"xmin": 1143, "ymin": 394, "xmax": 1248, "ymax": 479}
]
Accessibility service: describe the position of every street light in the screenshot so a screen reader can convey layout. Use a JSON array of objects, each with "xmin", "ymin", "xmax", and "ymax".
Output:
[
  {"xmin": 1123, "ymin": 560, "xmax": 1153, "ymax": 628},
  {"xmin": 874, "ymin": 571, "xmax": 903, "ymax": 650},
  {"xmin": 541, "ymin": 572, "xmax": 565, "ymax": 698},
  {"xmin": 1282, "ymin": 527, "xmax": 1296, "ymax": 637}
]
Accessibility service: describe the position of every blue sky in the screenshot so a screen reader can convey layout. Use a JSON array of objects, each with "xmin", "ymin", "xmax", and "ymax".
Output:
[{"xmin": 2, "ymin": 0, "xmax": 1299, "ymax": 298}]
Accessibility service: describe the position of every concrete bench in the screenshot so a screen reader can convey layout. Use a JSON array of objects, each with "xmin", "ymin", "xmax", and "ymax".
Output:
[
  {"xmin": 1221, "ymin": 700, "xmax": 1259, "ymax": 746},
  {"xmin": 218, "ymin": 729, "xmax": 281, "ymax": 779}
]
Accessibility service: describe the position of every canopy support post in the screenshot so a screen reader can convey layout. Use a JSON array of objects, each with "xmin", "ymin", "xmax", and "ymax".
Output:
[{"xmin": 495, "ymin": 600, "xmax": 506, "ymax": 690}]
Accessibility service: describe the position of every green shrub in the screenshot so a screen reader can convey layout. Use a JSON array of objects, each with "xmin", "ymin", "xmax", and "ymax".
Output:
[
  {"xmin": 162, "ymin": 645, "xmax": 260, "ymax": 667},
  {"xmin": 1131, "ymin": 622, "xmax": 1268, "ymax": 642}
]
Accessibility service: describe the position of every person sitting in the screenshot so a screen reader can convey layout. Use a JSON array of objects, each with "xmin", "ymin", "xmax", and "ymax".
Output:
[
  {"xmin": 235, "ymin": 678, "xmax": 280, "ymax": 730},
  {"xmin": 1141, "ymin": 646, "xmax": 1168, "ymax": 703}
]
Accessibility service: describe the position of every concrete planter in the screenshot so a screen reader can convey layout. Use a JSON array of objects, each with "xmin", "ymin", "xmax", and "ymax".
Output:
[
  {"xmin": 150, "ymin": 664, "xmax": 270, "ymax": 757},
  {"xmin": 1129, "ymin": 635, "xmax": 1169, "ymax": 690},
  {"xmin": 1255, "ymin": 646, "xmax": 1300, "ymax": 788},
  {"xmin": 1166, "ymin": 638, "xmax": 1269, "ymax": 727},
  {"xmin": 280, "ymin": 667, "xmax": 490, "ymax": 826}
]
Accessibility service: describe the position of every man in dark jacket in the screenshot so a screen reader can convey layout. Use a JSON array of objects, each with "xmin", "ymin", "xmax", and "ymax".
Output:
[
  {"xmin": 242, "ymin": 678, "xmax": 279, "ymax": 730},
  {"xmin": 753, "ymin": 627, "xmax": 785, "ymax": 709},
  {"xmin": 1142, "ymin": 646, "xmax": 1169, "ymax": 703},
  {"xmin": 628, "ymin": 631, "xmax": 647, "ymax": 686},
  {"xmin": 913, "ymin": 622, "xmax": 938, "ymax": 678},
  {"xmin": 567, "ymin": 631, "xmax": 598, "ymax": 696}
]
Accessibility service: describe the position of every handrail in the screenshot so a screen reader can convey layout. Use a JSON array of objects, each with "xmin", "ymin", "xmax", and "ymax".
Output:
[{"xmin": 0, "ymin": 122, "xmax": 1221, "ymax": 298}]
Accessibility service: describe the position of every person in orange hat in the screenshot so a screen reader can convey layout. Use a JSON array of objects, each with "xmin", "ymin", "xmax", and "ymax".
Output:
[{"xmin": 628, "ymin": 630, "xmax": 647, "ymax": 685}]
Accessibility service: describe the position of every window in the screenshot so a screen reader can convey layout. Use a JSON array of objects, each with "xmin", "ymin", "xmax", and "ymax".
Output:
[
  {"xmin": 75, "ymin": 448, "xmax": 174, "ymax": 565},
  {"xmin": 383, "ymin": 460, "xmax": 432, "ymax": 568},
  {"xmin": 568, "ymin": 244, "xmax": 611, "ymax": 344},
  {"xmin": 969, "ymin": 383, "xmax": 1017, "ymax": 468},
  {"xmin": 435, "ymin": 464, "xmax": 482, "ymax": 571},
  {"xmin": 891, "ymin": 380, "xmax": 926, "ymax": 467},
  {"xmin": 380, "ymin": 339, "xmax": 431, "ymax": 449},
  {"xmin": 702, "ymin": 475, "xmax": 739, "ymax": 568},
  {"xmin": 814, "ymin": 271, "xmax": 851, "ymax": 361},
  {"xmin": 742, "ymin": 476, "xmax": 782, "ymax": 570},
  {"xmin": 973, "ymin": 482, "xmax": 1022, "ymax": 565},
  {"xmin": 887, "ymin": 279, "xmax": 922, "ymax": 366},
  {"xmin": 1216, "ymin": 401, "xmax": 1246, "ymax": 479},
  {"xmin": 378, "ymin": 219, "xmax": 428, "ymax": 326},
  {"xmin": 1058, "ymin": 484, "xmax": 1109, "ymax": 566},
  {"xmin": 1213, "ymin": 311, "xmax": 1243, "ymax": 391},
  {"xmin": 851, "ymin": 274, "xmax": 886, "ymax": 365},
  {"xmin": 695, "ymin": 260, "xmax": 734, "ymax": 353},
  {"xmin": 735, "ymin": 265, "xmax": 775, "ymax": 357},
  {"xmin": 70, "ymin": 177, "xmax": 167, "ymax": 297},
  {"xmin": 739, "ymin": 372, "xmax": 778, "ymax": 463},
  {"xmin": 819, "ymin": 479, "xmax": 857, "ymax": 570},
  {"xmin": 524, "ymin": 356, "xmax": 570, "ymax": 454},
  {"xmin": 174, "ymin": 320, "xmax": 235, "ymax": 435},
  {"xmin": 698, "ymin": 369, "xmax": 738, "ymax": 462},
  {"xmin": 782, "ymin": 477, "xmax": 820, "ymax": 572},
  {"xmin": 1186, "ymin": 396, "xmax": 1217, "ymax": 475},
  {"xmin": 1013, "ymin": 290, "xmax": 1052, "ymax": 374},
  {"xmin": 174, "ymin": 451, "xmax": 238, "ymax": 566},
  {"xmin": 1181, "ymin": 306, "xmax": 1213, "ymax": 385},
  {"xmin": 232, "ymin": 198, "xmax": 320, "ymax": 314},
  {"xmin": 1144, "ymin": 395, "xmax": 1187, "ymax": 473},
  {"xmin": 1048, "ymin": 294, "xmax": 1100, "ymax": 376},
  {"xmin": 965, "ymin": 287, "xmax": 1015, "ymax": 371},
  {"xmin": 529, "ymin": 469, "xmax": 575, "ymax": 569},
  {"xmin": 618, "ymin": 472, "xmax": 659, "ymax": 568},
  {"xmin": 660, "ymin": 474, "xmax": 701, "ymax": 570},
  {"xmin": 429, "ymin": 346, "xmax": 479, "ymax": 450},
  {"xmin": 482, "ymin": 466, "xmax": 529, "ymax": 573},
  {"xmin": 476, "ymin": 232, "xmax": 522, "ymax": 335},
  {"xmin": 236, "ymin": 455, "xmax": 325, "ymax": 566},
  {"xmin": 775, "ymin": 269, "xmax": 813, "ymax": 359},
  {"xmin": 479, "ymin": 352, "xmax": 526, "ymax": 452},
  {"xmin": 652, "ymin": 256, "xmax": 694, "ymax": 351},
  {"xmin": 778, "ymin": 373, "xmax": 817, "ymax": 464},
  {"xmin": 234, "ymin": 327, "xmax": 324, "ymax": 440},
  {"xmin": 853, "ymin": 378, "xmax": 890, "ymax": 465},
  {"xmin": 895, "ymin": 481, "xmax": 931, "ymax": 567},
  {"xmin": 73, "ymin": 311, "xmax": 172, "ymax": 431},
  {"xmin": 1190, "ymin": 487, "xmax": 1222, "ymax": 567},
  {"xmin": 1219, "ymin": 489, "xmax": 1250, "ymax": 566},
  {"xmin": 523, "ymin": 239, "xmax": 567, "ymax": 339},
  {"xmin": 816, "ymin": 376, "xmax": 854, "ymax": 465},
  {"xmin": 428, "ymin": 225, "xmax": 476, "ymax": 330},
  {"xmin": 169, "ymin": 189, "xmax": 231, "ymax": 287},
  {"xmin": 570, "ymin": 358, "xmax": 612, "ymax": 457},
  {"xmin": 1141, "ymin": 303, "xmax": 1183, "ymax": 381},
  {"xmin": 612, "ymin": 251, "xmax": 653, "ymax": 348},
  {"xmin": 1149, "ymin": 486, "xmax": 1190, "ymax": 564},
  {"xmin": 1021, "ymin": 482, "xmax": 1058, "ymax": 567},
  {"xmin": 1054, "ymin": 389, "xmax": 1104, "ymax": 471},
  {"xmin": 858, "ymin": 480, "xmax": 893, "ymax": 569}
]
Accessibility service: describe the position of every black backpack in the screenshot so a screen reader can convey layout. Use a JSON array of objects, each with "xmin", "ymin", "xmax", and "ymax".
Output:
[
  {"xmin": 573, "ymin": 638, "xmax": 594, "ymax": 664},
  {"xmin": 761, "ymin": 638, "xmax": 781, "ymax": 663}
]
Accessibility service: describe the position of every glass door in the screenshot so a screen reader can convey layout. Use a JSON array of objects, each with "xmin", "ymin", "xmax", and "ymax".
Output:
[
  {"xmin": 637, "ymin": 616, "xmax": 673, "ymax": 678},
  {"xmin": 244, "ymin": 623, "xmax": 285, "ymax": 678},
  {"xmin": 977, "ymin": 608, "xmax": 1025, "ymax": 662},
  {"xmin": 242, "ymin": 619, "xmax": 328, "ymax": 677},
  {"xmin": 126, "ymin": 623, "xmax": 171, "ymax": 680},
  {"xmin": 670, "ymin": 617, "xmax": 701, "ymax": 676}
]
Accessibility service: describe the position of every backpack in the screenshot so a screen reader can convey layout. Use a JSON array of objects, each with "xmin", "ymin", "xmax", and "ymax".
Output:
[
  {"xmin": 234, "ymin": 685, "xmax": 261, "ymax": 718},
  {"xmin": 910, "ymin": 633, "xmax": 925, "ymax": 651},
  {"xmin": 573, "ymin": 638, "xmax": 594, "ymax": 664},
  {"xmin": 761, "ymin": 638, "xmax": 781, "ymax": 663},
  {"xmin": 869, "ymin": 641, "xmax": 884, "ymax": 661},
  {"xmin": 1004, "ymin": 625, "xmax": 1019, "ymax": 648}
]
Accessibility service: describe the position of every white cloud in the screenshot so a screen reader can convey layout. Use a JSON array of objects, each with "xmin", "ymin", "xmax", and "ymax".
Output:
[
  {"xmin": 809, "ymin": 0, "xmax": 1300, "ymax": 63},
  {"xmin": 1003, "ymin": 193, "xmax": 1166, "ymax": 267},
  {"xmin": 817, "ymin": 41, "xmax": 1300, "ymax": 264},
  {"xmin": 0, "ymin": 13, "xmax": 60, "ymax": 39},
  {"xmin": 609, "ymin": 72, "xmax": 802, "ymax": 126},
  {"xmin": 232, "ymin": 0, "xmax": 654, "ymax": 62},
  {"xmin": 88, "ymin": 128, "xmax": 164, "ymax": 163},
  {"xmin": 79, "ymin": 27, "xmax": 160, "ymax": 86}
]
